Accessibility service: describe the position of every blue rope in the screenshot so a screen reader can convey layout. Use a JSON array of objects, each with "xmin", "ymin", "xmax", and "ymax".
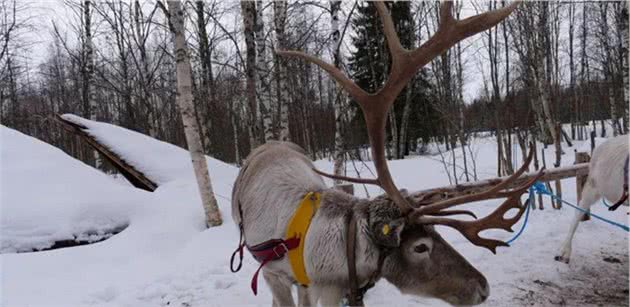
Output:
[
  {"xmin": 532, "ymin": 181, "xmax": 629, "ymax": 232},
  {"xmin": 505, "ymin": 187, "xmax": 533, "ymax": 245},
  {"xmin": 602, "ymin": 198, "xmax": 612, "ymax": 208}
]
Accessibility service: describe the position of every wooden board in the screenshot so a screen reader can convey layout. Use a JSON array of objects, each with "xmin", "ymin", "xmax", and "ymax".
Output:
[
  {"xmin": 54, "ymin": 115, "xmax": 158, "ymax": 192},
  {"xmin": 411, "ymin": 163, "xmax": 589, "ymax": 203}
]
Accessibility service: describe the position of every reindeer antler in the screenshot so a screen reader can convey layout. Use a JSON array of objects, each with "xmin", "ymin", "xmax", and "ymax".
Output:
[
  {"xmin": 413, "ymin": 146, "xmax": 543, "ymax": 253},
  {"xmin": 277, "ymin": 1, "xmax": 521, "ymax": 215},
  {"xmin": 278, "ymin": 1, "xmax": 529, "ymax": 252}
]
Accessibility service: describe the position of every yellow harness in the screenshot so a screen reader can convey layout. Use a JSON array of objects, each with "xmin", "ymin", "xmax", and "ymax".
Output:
[{"xmin": 285, "ymin": 191, "xmax": 320, "ymax": 286}]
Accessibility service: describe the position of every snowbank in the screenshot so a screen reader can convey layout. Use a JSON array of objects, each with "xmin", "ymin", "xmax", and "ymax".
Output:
[
  {"xmin": 0, "ymin": 126, "xmax": 145, "ymax": 253},
  {"xmin": 1, "ymin": 122, "xmax": 627, "ymax": 307},
  {"xmin": 60, "ymin": 114, "xmax": 238, "ymax": 192}
]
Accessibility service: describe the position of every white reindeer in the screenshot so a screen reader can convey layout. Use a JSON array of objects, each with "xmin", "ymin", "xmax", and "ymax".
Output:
[
  {"xmin": 555, "ymin": 134, "xmax": 629, "ymax": 263},
  {"xmin": 230, "ymin": 3, "xmax": 531, "ymax": 305}
]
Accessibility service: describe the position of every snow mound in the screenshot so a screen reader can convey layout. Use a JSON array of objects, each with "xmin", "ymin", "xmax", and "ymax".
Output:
[
  {"xmin": 60, "ymin": 114, "xmax": 238, "ymax": 190},
  {"xmin": 0, "ymin": 126, "xmax": 145, "ymax": 253}
]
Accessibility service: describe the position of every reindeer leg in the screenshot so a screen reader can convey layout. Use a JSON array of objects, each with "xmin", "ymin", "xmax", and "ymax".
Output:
[
  {"xmin": 555, "ymin": 179, "xmax": 599, "ymax": 264},
  {"xmin": 297, "ymin": 285, "xmax": 311, "ymax": 307},
  {"xmin": 263, "ymin": 270, "xmax": 296, "ymax": 307},
  {"xmin": 308, "ymin": 284, "xmax": 345, "ymax": 307}
]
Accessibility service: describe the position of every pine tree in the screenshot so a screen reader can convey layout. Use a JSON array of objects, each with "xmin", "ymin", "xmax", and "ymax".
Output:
[{"xmin": 348, "ymin": 2, "xmax": 435, "ymax": 158}]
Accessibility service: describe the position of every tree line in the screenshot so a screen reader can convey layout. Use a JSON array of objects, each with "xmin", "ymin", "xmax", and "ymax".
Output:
[{"xmin": 1, "ymin": 1, "xmax": 627, "ymax": 180}]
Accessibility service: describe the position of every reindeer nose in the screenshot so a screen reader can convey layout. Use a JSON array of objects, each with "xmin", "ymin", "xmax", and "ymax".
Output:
[{"xmin": 476, "ymin": 278, "xmax": 490, "ymax": 303}]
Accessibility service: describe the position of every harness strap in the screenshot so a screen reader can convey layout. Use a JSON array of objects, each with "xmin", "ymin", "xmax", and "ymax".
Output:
[
  {"xmin": 358, "ymin": 248, "xmax": 388, "ymax": 296},
  {"xmin": 230, "ymin": 223, "xmax": 245, "ymax": 273},
  {"xmin": 230, "ymin": 198, "xmax": 247, "ymax": 273},
  {"xmin": 346, "ymin": 213, "xmax": 361, "ymax": 306},
  {"xmin": 248, "ymin": 237, "xmax": 300, "ymax": 295}
]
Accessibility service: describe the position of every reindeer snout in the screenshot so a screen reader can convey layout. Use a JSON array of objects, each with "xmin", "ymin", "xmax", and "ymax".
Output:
[{"xmin": 474, "ymin": 277, "xmax": 490, "ymax": 304}]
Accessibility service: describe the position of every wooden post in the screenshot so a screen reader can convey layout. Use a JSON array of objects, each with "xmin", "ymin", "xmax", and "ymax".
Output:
[
  {"xmin": 575, "ymin": 151, "xmax": 591, "ymax": 221},
  {"xmin": 335, "ymin": 183, "xmax": 354, "ymax": 195}
]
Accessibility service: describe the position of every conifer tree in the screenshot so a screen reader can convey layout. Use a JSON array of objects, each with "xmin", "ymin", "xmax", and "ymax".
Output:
[{"xmin": 348, "ymin": 2, "xmax": 435, "ymax": 158}]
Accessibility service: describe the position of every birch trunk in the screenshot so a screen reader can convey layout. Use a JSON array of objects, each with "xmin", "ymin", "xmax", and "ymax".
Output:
[
  {"xmin": 167, "ymin": 0, "xmax": 222, "ymax": 227},
  {"xmin": 254, "ymin": 0, "xmax": 274, "ymax": 141},
  {"xmin": 569, "ymin": 2, "xmax": 577, "ymax": 140},
  {"xmin": 83, "ymin": 0, "xmax": 100, "ymax": 168},
  {"xmin": 330, "ymin": 0, "xmax": 345, "ymax": 183},
  {"xmin": 599, "ymin": 3, "xmax": 620, "ymax": 136},
  {"xmin": 579, "ymin": 2, "xmax": 591, "ymax": 141},
  {"xmin": 273, "ymin": 1, "xmax": 289, "ymax": 141},
  {"xmin": 240, "ymin": 1, "xmax": 259, "ymax": 149}
]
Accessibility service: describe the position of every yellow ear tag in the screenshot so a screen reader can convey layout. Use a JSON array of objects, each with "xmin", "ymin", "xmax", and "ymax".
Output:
[{"xmin": 382, "ymin": 224, "xmax": 390, "ymax": 235}]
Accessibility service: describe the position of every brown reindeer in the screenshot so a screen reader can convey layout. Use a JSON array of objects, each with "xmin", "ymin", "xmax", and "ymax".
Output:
[{"xmin": 231, "ymin": 2, "xmax": 538, "ymax": 306}]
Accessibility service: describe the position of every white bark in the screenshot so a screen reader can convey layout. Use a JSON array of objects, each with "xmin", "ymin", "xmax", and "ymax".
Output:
[
  {"xmin": 273, "ymin": 1, "xmax": 289, "ymax": 142},
  {"xmin": 240, "ymin": 1, "xmax": 259, "ymax": 148},
  {"xmin": 83, "ymin": 0, "xmax": 100, "ymax": 168},
  {"xmin": 254, "ymin": 0, "xmax": 274, "ymax": 141},
  {"xmin": 331, "ymin": 0, "xmax": 345, "ymax": 183},
  {"xmin": 599, "ymin": 3, "xmax": 620, "ymax": 136},
  {"xmin": 167, "ymin": 0, "xmax": 222, "ymax": 227}
]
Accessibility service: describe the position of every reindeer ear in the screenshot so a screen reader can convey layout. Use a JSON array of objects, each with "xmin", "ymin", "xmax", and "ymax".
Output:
[{"xmin": 374, "ymin": 218, "xmax": 405, "ymax": 247}]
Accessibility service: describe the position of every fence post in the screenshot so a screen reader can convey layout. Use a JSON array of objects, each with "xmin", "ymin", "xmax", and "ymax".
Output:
[{"xmin": 575, "ymin": 151, "xmax": 591, "ymax": 221}]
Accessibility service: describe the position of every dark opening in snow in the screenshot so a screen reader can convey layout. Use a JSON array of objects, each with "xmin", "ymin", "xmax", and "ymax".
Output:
[{"xmin": 16, "ymin": 224, "xmax": 129, "ymax": 253}]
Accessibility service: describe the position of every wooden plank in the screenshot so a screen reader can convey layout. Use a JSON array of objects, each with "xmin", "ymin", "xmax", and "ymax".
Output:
[
  {"xmin": 411, "ymin": 163, "xmax": 589, "ymax": 202},
  {"xmin": 54, "ymin": 115, "xmax": 158, "ymax": 192}
]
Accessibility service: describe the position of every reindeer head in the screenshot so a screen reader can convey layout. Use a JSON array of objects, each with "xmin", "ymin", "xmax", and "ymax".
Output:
[
  {"xmin": 383, "ymin": 223, "xmax": 490, "ymax": 305},
  {"xmin": 278, "ymin": 1, "xmax": 537, "ymax": 305}
]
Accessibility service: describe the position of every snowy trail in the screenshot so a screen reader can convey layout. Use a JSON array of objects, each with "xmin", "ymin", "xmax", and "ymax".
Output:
[{"xmin": 1, "ymin": 121, "xmax": 628, "ymax": 307}]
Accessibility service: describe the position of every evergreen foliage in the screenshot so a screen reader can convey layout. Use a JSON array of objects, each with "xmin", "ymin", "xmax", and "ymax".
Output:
[{"xmin": 347, "ymin": 1, "xmax": 438, "ymax": 156}]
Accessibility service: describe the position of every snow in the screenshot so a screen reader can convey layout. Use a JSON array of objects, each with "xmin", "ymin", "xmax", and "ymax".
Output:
[
  {"xmin": 59, "ymin": 114, "xmax": 238, "ymax": 191},
  {"xmin": 1, "ymin": 119, "xmax": 628, "ymax": 307},
  {"xmin": 0, "ymin": 127, "xmax": 141, "ymax": 253}
]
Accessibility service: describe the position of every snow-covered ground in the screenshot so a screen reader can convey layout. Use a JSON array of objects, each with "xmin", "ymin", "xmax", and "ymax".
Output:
[{"xmin": 1, "ymin": 119, "xmax": 628, "ymax": 307}]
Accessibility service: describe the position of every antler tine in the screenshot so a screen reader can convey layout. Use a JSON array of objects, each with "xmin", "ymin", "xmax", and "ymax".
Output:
[
  {"xmin": 456, "ymin": 1, "xmax": 521, "ymax": 39},
  {"xmin": 414, "ymin": 144, "xmax": 534, "ymax": 216},
  {"xmin": 439, "ymin": 1, "xmax": 455, "ymax": 27},
  {"xmin": 417, "ymin": 171, "xmax": 544, "ymax": 253},
  {"xmin": 278, "ymin": 2, "xmax": 521, "ymax": 215},
  {"xmin": 373, "ymin": 2, "xmax": 404, "ymax": 55},
  {"xmin": 312, "ymin": 168, "xmax": 379, "ymax": 185},
  {"xmin": 274, "ymin": 50, "xmax": 369, "ymax": 104}
]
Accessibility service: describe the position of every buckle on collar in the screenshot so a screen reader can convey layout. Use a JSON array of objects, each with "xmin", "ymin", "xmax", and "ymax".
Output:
[{"xmin": 272, "ymin": 242, "xmax": 289, "ymax": 258}]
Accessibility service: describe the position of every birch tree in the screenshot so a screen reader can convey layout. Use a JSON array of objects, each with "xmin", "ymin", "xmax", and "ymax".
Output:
[
  {"xmin": 82, "ymin": 0, "xmax": 101, "ymax": 168},
  {"xmin": 273, "ymin": 0, "xmax": 289, "ymax": 141},
  {"xmin": 161, "ymin": 0, "xmax": 222, "ymax": 227},
  {"xmin": 254, "ymin": 0, "xmax": 273, "ymax": 141},
  {"xmin": 598, "ymin": 2, "xmax": 620, "ymax": 136},
  {"xmin": 240, "ymin": 1, "xmax": 259, "ymax": 148},
  {"xmin": 329, "ymin": 0, "xmax": 346, "ymax": 182}
]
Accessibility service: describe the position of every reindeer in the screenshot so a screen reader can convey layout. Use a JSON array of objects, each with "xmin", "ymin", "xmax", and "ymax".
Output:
[
  {"xmin": 555, "ymin": 135, "xmax": 628, "ymax": 264},
  {"xmin": 231, "ymin": 2, "xmax": 535, "ymax": 306}
]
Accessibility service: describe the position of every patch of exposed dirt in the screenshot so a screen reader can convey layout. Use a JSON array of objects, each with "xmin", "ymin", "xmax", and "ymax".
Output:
[{"xmin": 512, "ymin": 250, "xmax": 629, "ymax": 306}]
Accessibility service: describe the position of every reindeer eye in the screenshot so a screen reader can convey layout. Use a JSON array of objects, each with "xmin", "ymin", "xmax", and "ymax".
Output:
[{"xmin": 414, "ymin": 244, "xmax": 429, "ymax": 254}]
